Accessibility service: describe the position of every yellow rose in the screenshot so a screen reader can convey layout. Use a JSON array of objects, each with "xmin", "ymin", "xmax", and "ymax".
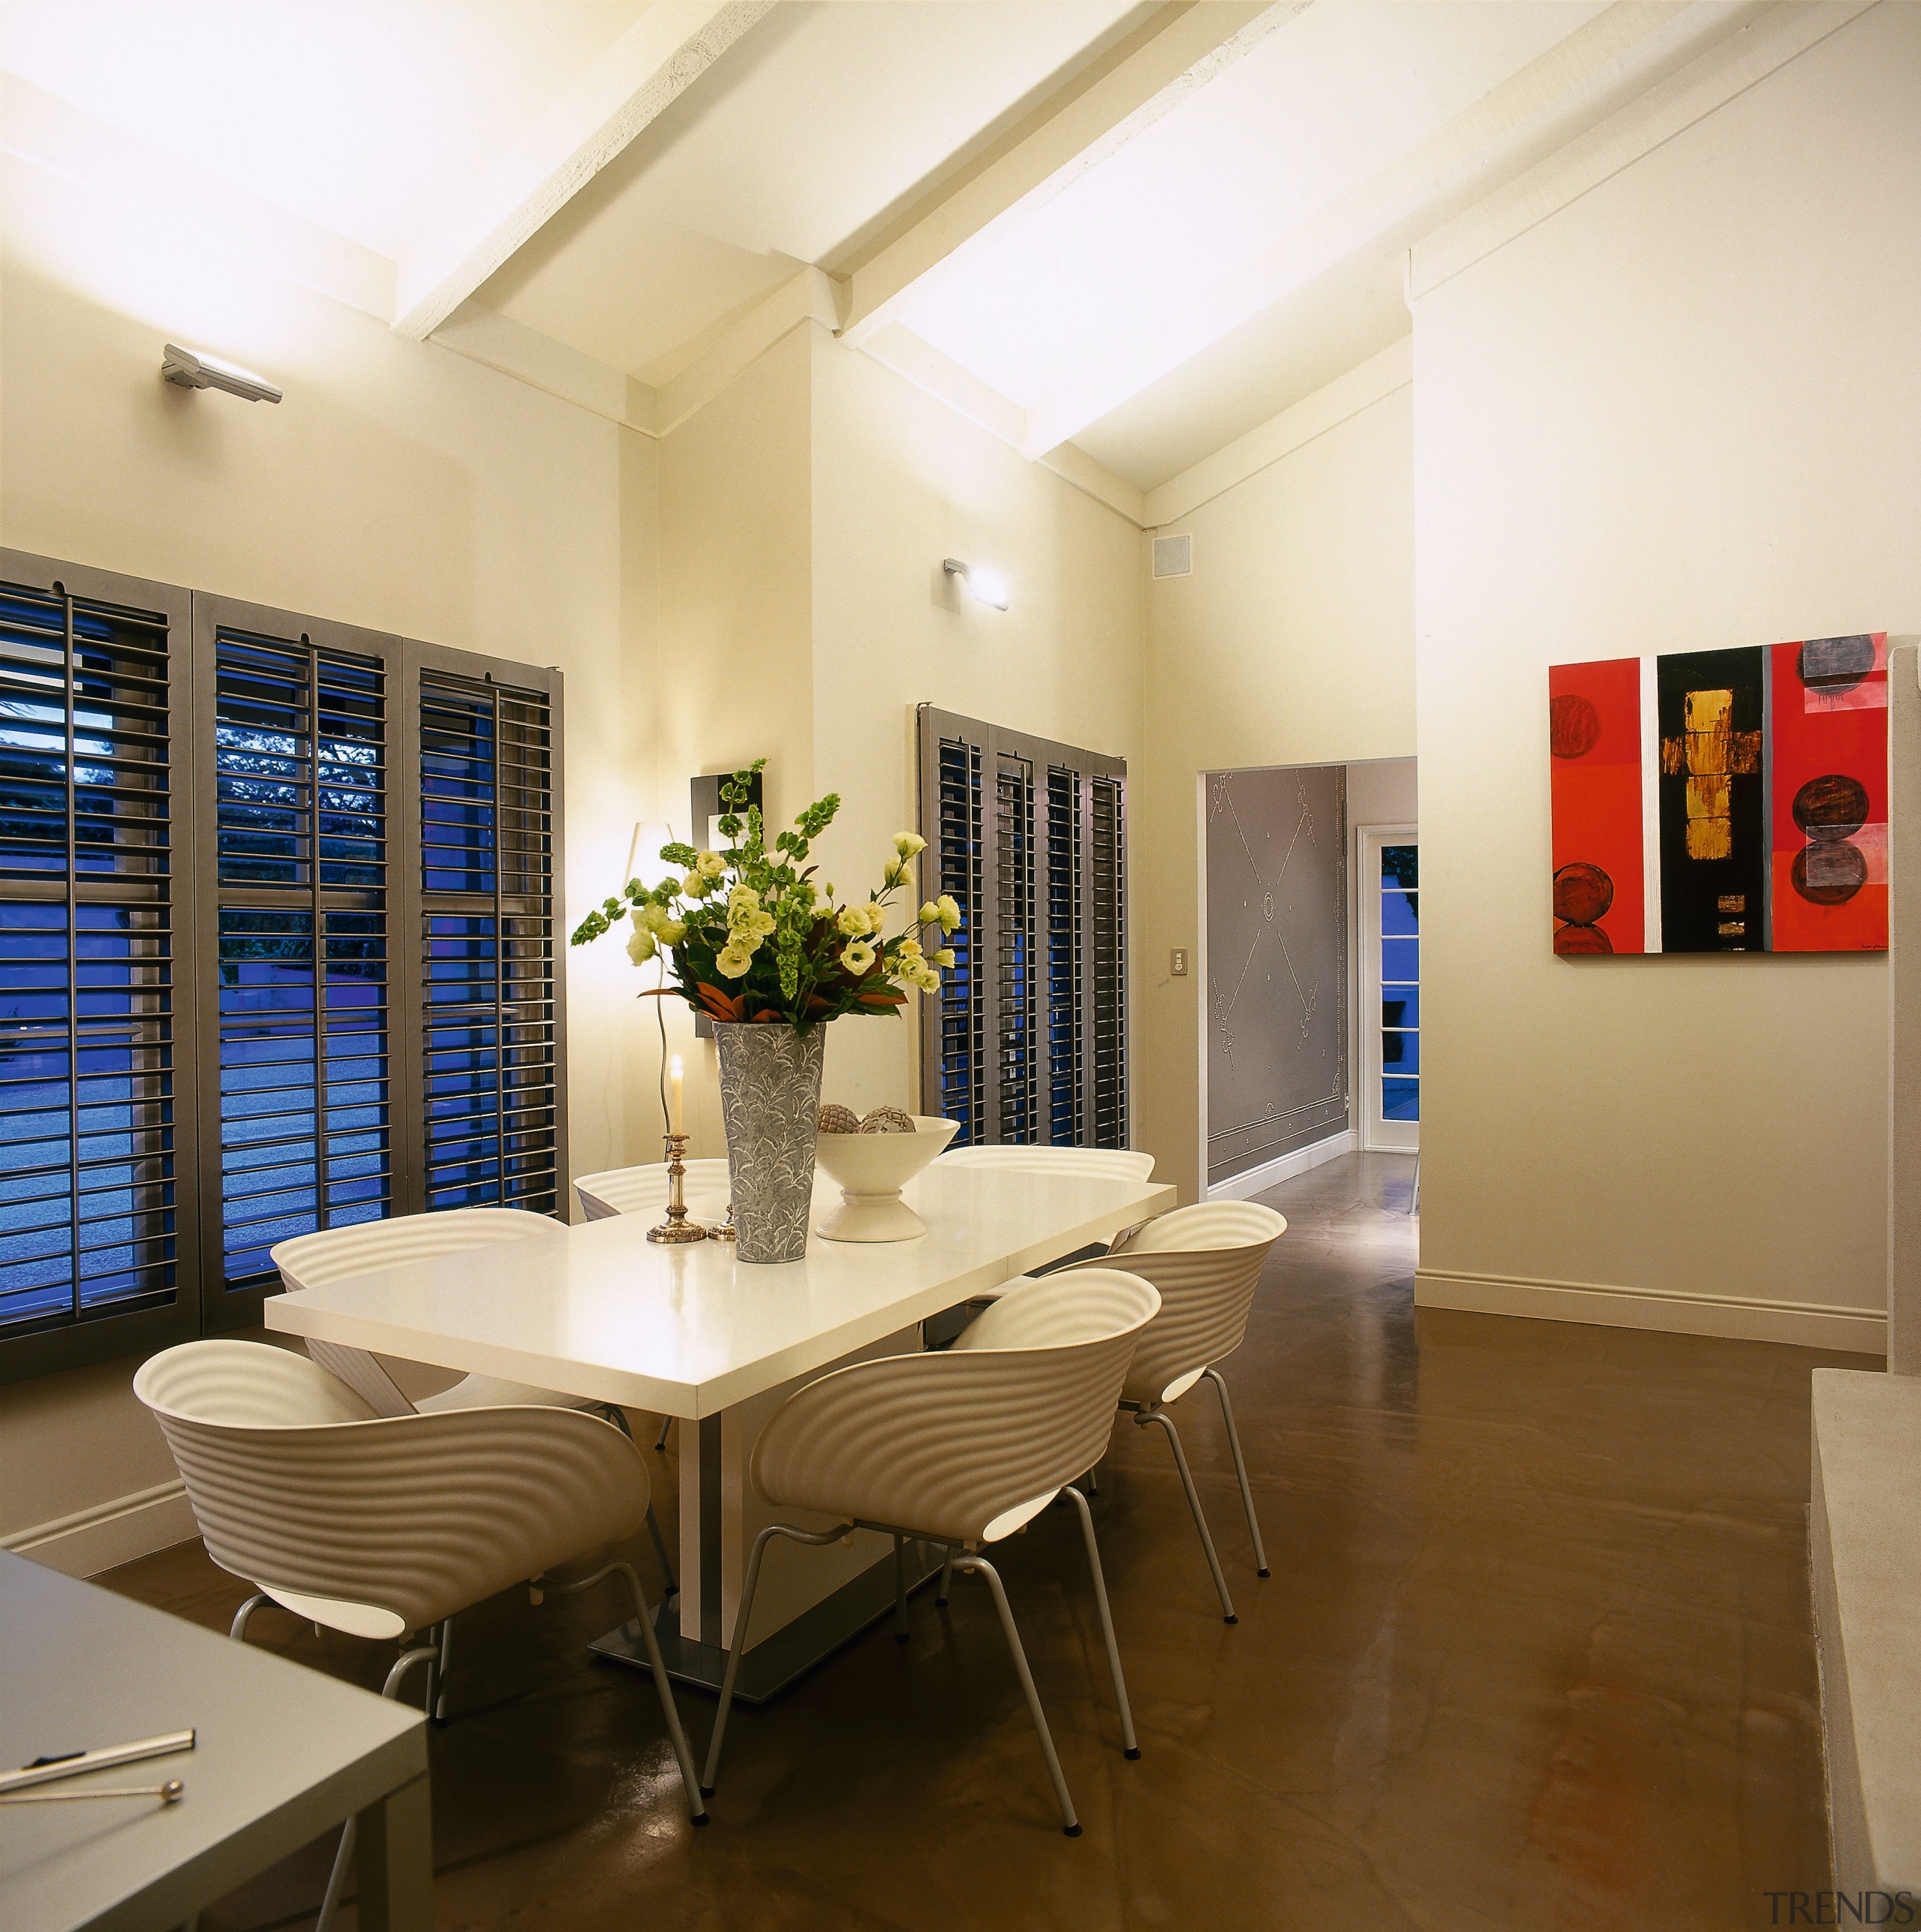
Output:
[
  {"xmin": 864, "ymin": 901, "xmax": 887, "ymax": 935},
  {"xmin": 893, "ymin": 831, "xmax": 927, "ymax": 859},
  {"xmin": 837, "ymin": 905, "xmax": 867, "ymax": 938},
  {"xmin": 936, "ymin": 894, "xmax": 961, "ymax": 932},
  {"xmin": 840, "ymin": 939, "xmax": 876, "ymax": 975},
  {"xmin": 897, "ymin": 936, "xmax": 922, "ymax": 958},
  {"xmin": 919, "ymin": 901, "xmax": 940, "ymax": 925},
  {"xmin": 696, "ymin": 849, "xmax": 727, "ymax": 878},
  {"xmin": 933, "ymin": 947, "xmax": 955, "ymax": 968},
  {"xmin": 715, "ymin": 941, "xmax": 753, "ymax": 978},
  {"xmin": 883, "ymin": 858, "xmax": 906, "ymax": 886},
  {"xmin": 626, "ymin": 923, "xmax": 657, "ymax": 966}
]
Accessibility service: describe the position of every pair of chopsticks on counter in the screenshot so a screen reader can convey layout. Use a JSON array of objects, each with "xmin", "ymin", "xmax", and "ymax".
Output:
[{"xmin": 1, "ymin": 1731, "xmax": 195, "ymax": 1808}]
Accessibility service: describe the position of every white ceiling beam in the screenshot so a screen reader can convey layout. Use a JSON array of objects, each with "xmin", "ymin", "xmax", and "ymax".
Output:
[
  {"xmin": 837, "ymin": 0, "xmax": 1307, "ymax": 349},
  {"xmin": 392, "ymin": 0, "xmax": 776, "ymax": 343},
  {"xmin": 1020, "ymin": 0, "xmax": 1764, "ymax": 458}
]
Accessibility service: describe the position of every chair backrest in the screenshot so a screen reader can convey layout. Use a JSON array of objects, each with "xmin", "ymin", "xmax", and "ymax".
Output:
[
  {"xmin": 272, "ymin": 1207, "xmax": 558, "ymax": 1292},
  {"xmin": 1084, "ymin": 1200, "xmax": 1286, "ymax": 1405},
  {"xmin": 573, "ymin": 1160, "xmax": 732, "ymax": 1221},
  {"xmin": 750, "ymin": 1270, "xmax": 1159, "ymax": 1547},
  {"xmin": 134, "ymin": 1339, "xmax": 647, "ymax": 1636},
  {"xmin": 940, "ymin": 1145, "xmax": 1156, "ymax": 1183}
]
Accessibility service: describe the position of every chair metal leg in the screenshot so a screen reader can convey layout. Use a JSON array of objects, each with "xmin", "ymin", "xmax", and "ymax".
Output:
[
  {"xmin": 1084, "ymin": 1466, "xmax": 1099, "ymax": 1497},
  {"xmin": 645, "ymin": 1502, "xmax": 679, "ymax": 1597},
  {"xmin": 892, "ymin": 1534, "xmax": 910, "ymax": 1642},
  {"xmin": 433, "ymin": 1615, "xmax": 455, "ymax": 1725},
  {"xmin": 936, "ymin": 1548, "xmax": 956, "ymax": 1607},
  {"xmin": 228, "ymin": 1592, "xmax": 272, "ymax": 1642},
  {"xmin": 957, "ymin": 1553, "xmax": 1081, "ymax": 1837},
  {"xmin": 654, "ymin": 1415, "xmax": 672, "ymax": 1453},
  {"xmin": 528, "ymin": 1563, "xmax": 706, "ymax": 1823},
  {"xmin": 702, "ymin": 1521, "xmax": 851, "ymax": 1796},
  {"xmin": 1138, "ymin": 1409, "xmax": 1237, "ymax": 1623},
  {"xmin": 1202, "ymin": 1368, "xmax": 1269, "ymax": 1577},
  {"xmin": 316, "ymin": 1645, "xmax": 436, "ymax": 1932},
  {"xmin": 1063, "ymin": 1486, "xmax": 1138, "ymax": 1759}
]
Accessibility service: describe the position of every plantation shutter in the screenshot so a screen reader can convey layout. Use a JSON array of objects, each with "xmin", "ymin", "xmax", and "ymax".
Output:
[
  {"xmin": 917, "ymin": 707, "xmax": 1127, "ymax": 1148},
  {"xmin": 1, "ymin": 563, "xmax": 566, "ymax": 1379},
  {"xmin": 189, "ymin": 603, "xmax": 567, "ymax": 1333},
  {"xmin": 416, "ymin": 654, "xmax": 564, "ymax": 1218},
  {"xmin": 188, "ymin": 596, "xmax": 407, "ymax": 1329},
  {"xmin": 0, "ymin": 552, "xmax": 200, "ymax": 1378}
]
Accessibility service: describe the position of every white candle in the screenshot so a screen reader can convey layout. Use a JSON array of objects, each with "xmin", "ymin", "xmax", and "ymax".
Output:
[{"xmin": 669, "ymin": 1055, "xmax": 685, "ymax": 1136}]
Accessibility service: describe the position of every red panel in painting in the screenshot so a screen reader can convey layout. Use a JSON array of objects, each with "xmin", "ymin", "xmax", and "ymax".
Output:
[
  {"xmin": 1549, "ymin": 658, "xmax": 1643, "ymax": 955},
  {"xmin": 1769, "ymin": 633, "xmax": 1887, "ymax": 952}
]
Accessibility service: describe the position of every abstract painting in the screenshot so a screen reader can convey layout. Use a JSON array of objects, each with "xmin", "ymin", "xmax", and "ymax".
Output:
[{"xmin": 1550, "ymin": 635, "xmax": 1886, "ymax": 955}]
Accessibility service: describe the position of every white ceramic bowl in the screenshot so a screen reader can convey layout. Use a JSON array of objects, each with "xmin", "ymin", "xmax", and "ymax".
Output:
[{"xmin": 813, "ymin": 1115, "xmax": 960, "ymax": 1241}]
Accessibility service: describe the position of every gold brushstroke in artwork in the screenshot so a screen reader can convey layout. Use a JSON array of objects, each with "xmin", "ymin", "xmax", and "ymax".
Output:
[
  {"xmin": 1685, "ymin": 689, "xmax": 1734, "ymax": 771},
  {"xmin": 1718, "ymin": 895, "xmax": 1746, "ymax": 914},
  {"xmin": 1673, "ymin": 687, "xmax": 1757, "ymax": 862},
  {"xmin": 1718, "ymin": 920, "xmax": 1746, "ymax": 936}
]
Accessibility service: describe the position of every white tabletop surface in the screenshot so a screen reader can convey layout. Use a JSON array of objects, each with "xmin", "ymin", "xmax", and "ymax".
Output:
[
  {"xmin": 0, "ymin": 1551, "xmax": 425, "ymax": 1932},
  {"xmin": 264, "ymin": 1161, "xmax": 1174, "ymax": 1417}
]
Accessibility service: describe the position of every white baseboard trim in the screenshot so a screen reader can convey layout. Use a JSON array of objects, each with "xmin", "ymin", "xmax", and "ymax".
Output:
[
  {"xmin": 1415, "ymin": 1268, "xmax": 1886, "ymax": 1355},
  {"xmin": 2, "ymin": 1478, "xmax": 196, "ymax": 1578},
  {"xmin": 1208, "ymin": 1129, "xmax": 1356, "ymax": 1202}
]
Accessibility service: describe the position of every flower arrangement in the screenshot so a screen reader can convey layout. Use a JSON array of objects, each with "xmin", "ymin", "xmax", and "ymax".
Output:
[{"xmin": 570, "ymin": 761, "xmax": 962, "ymax": 1031}]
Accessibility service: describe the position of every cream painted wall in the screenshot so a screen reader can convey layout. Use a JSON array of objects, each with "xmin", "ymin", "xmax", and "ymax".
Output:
[
  {"xmin": 651, "ymin": 323, "xmax": 816, "ymax": 1156},
  {"xmin": 1138, "ymin": 386, "xmax": 1415, "ymax": 1204},
  {"xmin": 0, "ymin": 145, "xmax": 658, "ymax": 1556},
  {"xmin": 808, "ymin": 330, "xmax": 1146, "ymax": 1116},
  {"xmin": 1411, "ymin": 2, "xmax": 1920, "ymax": 1348}
]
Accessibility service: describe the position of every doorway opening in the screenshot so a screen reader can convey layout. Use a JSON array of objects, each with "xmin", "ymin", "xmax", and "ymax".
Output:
[{"xmin": 1198, "ymin": 757, "xmax": 1416, "ymax": 1199}]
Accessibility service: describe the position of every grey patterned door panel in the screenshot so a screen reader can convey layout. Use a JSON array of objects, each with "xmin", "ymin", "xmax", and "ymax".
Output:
[{"xmin": 1205, "ymin": 766, "xmax": 1348, "ymax": 1185}]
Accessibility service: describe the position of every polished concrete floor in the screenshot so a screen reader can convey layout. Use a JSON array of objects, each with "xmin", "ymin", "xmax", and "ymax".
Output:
[{"xmin": 100, "ymin": 1154, "xmax": 1864, "ymax": 1930}]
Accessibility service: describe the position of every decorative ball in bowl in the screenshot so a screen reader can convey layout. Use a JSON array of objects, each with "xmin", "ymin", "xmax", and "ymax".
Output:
[{"xmin": 813, "ymin": 1115, "xmax": 960, "ymax": 1241}]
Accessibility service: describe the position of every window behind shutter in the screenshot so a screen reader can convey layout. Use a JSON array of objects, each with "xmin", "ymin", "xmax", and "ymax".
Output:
[
  {"xmin": 0, "ymin": 553, "xmax": 199, "ymax": 1377},
  {"xmin": 416, "ymin": 660, "xmax": 564, "ymax": 1217},
  {"xmin": 918, "ymin": 708, "xmax": 1127, "ymax": 1148},
  {"xmin": 191, "ymin": 597, "xmax": 402, "ymax": 1329},
  {"xmin": 0, "ymin": 565, "xmax": 566, "ymax": 1380}
]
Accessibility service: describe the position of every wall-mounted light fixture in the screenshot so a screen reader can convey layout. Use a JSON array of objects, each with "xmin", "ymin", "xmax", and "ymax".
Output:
[
  {"xmin": 161, "ymin": 344, "xmax": 282, "ymax": 404},
  {"xmin": 942, "ymin": 557, "xmax": 1008, "ymax": 610}
]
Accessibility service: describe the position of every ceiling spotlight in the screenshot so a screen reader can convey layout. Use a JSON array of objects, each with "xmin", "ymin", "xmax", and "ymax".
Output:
[
  {"xmin": 943, "ymin": 558, "xmax": 1008, "ymax": 611},
  {"xmin": 161, "ymin": 344, "xmax": 282, "ymax": 404}
]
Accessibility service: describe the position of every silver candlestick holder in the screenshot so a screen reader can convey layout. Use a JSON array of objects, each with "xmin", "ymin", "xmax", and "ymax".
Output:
[{"xmin": 647, "ymin": 1133, "xmax": 709, "ymax": 1244}]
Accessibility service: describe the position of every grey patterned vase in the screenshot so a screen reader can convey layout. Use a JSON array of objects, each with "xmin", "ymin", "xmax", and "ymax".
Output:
[{"xmin": 713, "ymin": 1021, "xmax": 827, "ymax": 1263}]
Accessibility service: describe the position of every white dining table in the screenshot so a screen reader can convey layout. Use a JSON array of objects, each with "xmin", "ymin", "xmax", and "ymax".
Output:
[{"xmin": 264, "ymin": 1159, "xmax": 1174, "ymax": 1702}]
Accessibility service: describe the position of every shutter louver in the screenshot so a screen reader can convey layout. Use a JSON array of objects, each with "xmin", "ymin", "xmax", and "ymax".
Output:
[
  {"xmin": 0, "ymin": 558, "xmax": 197, "ymax": 1366},
  {"xmin": 200, "ymin": 615, "xmax": 392, "ymax": 1301},
  {"xmin": 419, "ymin": 671, "xmax": 561, "ymax": 1217},
  {"xmin": 1, "ymin": 561, "xmax": 566, "ymax": 1379},
  {"xmin": 918, "ymin": 709, "xmax": 1126, "ymax": 1151},
  {"xmin": 994, "ymin": 753, "xmax": 1039, "ymax": 1145},
  {"xmin": 933, "ymin": 737, "xmax": 985, "ymax": 1142}
]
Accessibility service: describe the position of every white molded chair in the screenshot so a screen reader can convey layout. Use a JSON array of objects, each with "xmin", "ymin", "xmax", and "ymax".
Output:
[
  {"xmin": 134, "ymin": 1339, "xmax": 706, "ymax": 1931},
  {"xmin": 272, "ymin": 1208, "xmax": 677, "ymax": 1668},
  {"xmin": 1050, "ymin": 1199, "xmax": 1285, "ymax": 1624},
  {"xmin": 573, "ymin": 1159, "xmax": 732, "ymax": 1221},
  {"xmin": 701, "ymin": 1269, "xmax": 1162, "ymax": 1836},
  {"xmin": 940, "ymin": 1145, "xmax": 1156, "ymax": 1184}
]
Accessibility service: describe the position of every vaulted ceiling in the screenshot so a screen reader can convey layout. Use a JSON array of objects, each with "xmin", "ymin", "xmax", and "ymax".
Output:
[{"xmin": 0, "ymin": 0, "xmax": 1765, "ymax": 497}]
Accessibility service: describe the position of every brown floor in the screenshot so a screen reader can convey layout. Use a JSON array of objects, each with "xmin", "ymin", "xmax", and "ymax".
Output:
[{"xmin": 98, "ymin": 1153, "xmax": 1861, "ymax": 1931}]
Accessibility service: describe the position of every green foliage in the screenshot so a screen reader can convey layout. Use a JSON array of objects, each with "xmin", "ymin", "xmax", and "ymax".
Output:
[{"xmin": 569, "ymin": 763, "xmax": 958, "ymax": 1032}]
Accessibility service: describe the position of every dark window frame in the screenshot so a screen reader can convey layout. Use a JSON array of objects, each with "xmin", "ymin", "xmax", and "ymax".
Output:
[
  {"xmin": 0, "ymin": 553, "xmax": 565, "ymax": 1383},
  {"xmin": 915, "ymin": 706, "xmax": 1127, "ymax": 1148}
]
